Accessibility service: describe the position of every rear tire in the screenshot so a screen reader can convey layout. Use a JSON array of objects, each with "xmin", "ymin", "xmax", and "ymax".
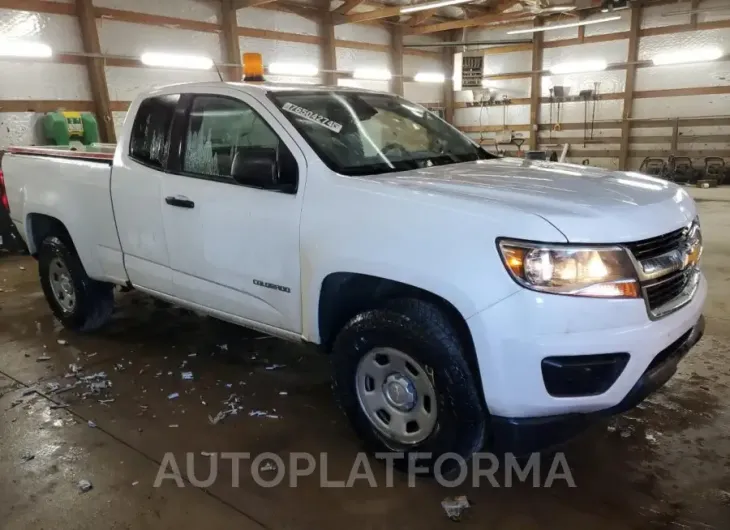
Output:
[
  {"xmin": 331, "ymin": 298, "xmax": 486, "ymax": 475},
  {"xmin": 38, "ymin": 236, "xmax": 114, "ymax": 331}
]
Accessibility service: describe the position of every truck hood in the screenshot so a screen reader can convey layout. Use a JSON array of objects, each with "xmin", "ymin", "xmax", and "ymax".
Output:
[{"xmin": 371, "ymin": 158, "xmax": 696, "ymax": 243}]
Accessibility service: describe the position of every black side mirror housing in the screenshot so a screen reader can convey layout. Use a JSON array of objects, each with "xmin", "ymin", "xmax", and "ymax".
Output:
[{"xmin": 231, "ymin": 146, "xmax": 279, "ymax": 188}]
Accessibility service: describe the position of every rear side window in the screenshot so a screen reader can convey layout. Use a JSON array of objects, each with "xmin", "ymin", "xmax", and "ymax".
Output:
[{"xmin": 129, "ymin": 94, "xmax": 180, "ymax": 169}]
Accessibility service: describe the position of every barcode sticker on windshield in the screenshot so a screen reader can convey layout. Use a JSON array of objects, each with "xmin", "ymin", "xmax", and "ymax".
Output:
[{"xmin": 282, "ymin": 102, "xmax": 343, "ymax": 133}]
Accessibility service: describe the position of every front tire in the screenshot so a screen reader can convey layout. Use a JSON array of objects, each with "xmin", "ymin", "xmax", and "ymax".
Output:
[
  {"xmin": 38, "ymin": 236, "xmax": 114, "ymax": 331},
  {"xmin": 331, "ymin": 298, "xmax": 486, "ymax": 474}
]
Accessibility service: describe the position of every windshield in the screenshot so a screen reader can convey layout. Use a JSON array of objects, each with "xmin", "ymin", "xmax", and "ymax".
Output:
[{"xmin": 269, "ymin": 90, "xmax": 495, "ymax": 176}]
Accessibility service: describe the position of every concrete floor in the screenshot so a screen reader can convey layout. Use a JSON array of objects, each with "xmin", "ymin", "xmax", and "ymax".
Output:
[{"xmin": 1, "ymin": 188, "xmax": 730, "ymax": 529}]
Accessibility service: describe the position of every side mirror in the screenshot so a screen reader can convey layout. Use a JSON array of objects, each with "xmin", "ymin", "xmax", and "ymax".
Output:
[{"xmin": 231, "ymin": 146, "xmax": 278, "ymax": 188}]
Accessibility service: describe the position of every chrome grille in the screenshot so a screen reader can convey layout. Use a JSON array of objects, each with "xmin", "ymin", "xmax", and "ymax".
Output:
[
  {"xmin": 644, "ymin": 269, "xmax": 691, "ymax": 311},
  {"xmin": 626, "ymin": 222, "xmax": 701, "ymax": 318},
  {"xmin": 626, "ymin": 227, "xmax": 686, "ymax": 261}
]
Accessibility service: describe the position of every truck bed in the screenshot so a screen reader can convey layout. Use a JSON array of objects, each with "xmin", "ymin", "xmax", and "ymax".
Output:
[{"xmin": 3, "ymin": 146, "xmax": 127, "ymax": 284}]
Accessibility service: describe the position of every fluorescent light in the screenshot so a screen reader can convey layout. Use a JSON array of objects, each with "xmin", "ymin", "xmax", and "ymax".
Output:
[
  {"xmin": 652, "ymin": 46, "xmax": 723, "ymax": 66},
  {"xmin": 401, "ymin": 0, "xmax": 472, "ymax": 14},
  {"xmin": 268, "ymin": 62, "xmax": 319, "ymax": 76},
  {"xmin": 353, "ymin": 68, "xmax": 392, "ymax": 81},
  {"xmin": 507, "ymin": 15, "xmax": 621, "ymax": 34},
  {"xmin": 414, "ymin": 72, "xmax": 445, "ymax": 83},
  {"xmin": 0, "ymin": 40, "xmax": 52, "ymax": 58},
  {"xmin": 549, "ymin": 59, "xmax": 607, "ymax": 75},
  {"xmin": 140, "ymin": 52, "xmax": 213, "ymax": 70}
]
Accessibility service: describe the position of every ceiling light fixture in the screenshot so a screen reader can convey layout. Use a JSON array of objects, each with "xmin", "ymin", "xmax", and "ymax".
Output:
[
  {"xmin": 507, "ymin": 15, "xmax": 621, "ymax": 34},
  {"xmin": 414, "ymin": 72, "xmax": 445, "ymax": 83},
  {"xmin": 400, "ymin": 0, "xmax": 473, "ymax": 15},
  {"xmin": 0, "ymin": 40, "xmax": 52, "ymax": 58},
  {"xmin": 140, "ymin": 52, "xmax": 214, "ymax": 70},
  {"xmin": 353, "ymin": 68, "xmax": 392, "ymax": 80},
  {"xmin": 652, "ymin": 46, "xmax": 724, "ymax": 66},
  {"xmin": 549, "ymin": 59, "xmax": 608, "ymax": 75},
  {"xmin": 268, "ymin": 63, "xmax": 319, "ymax": 76}
]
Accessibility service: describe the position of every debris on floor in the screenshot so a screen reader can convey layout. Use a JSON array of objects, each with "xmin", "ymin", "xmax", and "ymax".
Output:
[
  {"xmin": 132, "ymin": 481, "xmax": 139, "ymax": 487},
  {"xmin": 208, "ymin": 393, "xmax": 244, "ymax": 425},
  {"xmin": 265, "ymin": 364, "xmax": 285, "ymax": 371},
  {"xmin": 88, "ymin": 420, "xmax": 97, "ymax": 428},
  {"xmin": 78, "ymin": 479, "xmax": 93, "ymax": 493},
  {"xmin": 36, "ymin": 355, "xmax": 52, "ymax": 362},
  {"xmin": 181, "ymin": 371, "xmax": 193, "ymax": 380},
  {"xmin": 169, "ymin": 424, "xmax": 179, "ymax": 428},
  {"xmin": 168, "ymin": 392, "xmax": 179, "ymax": 400},
  {"xmin": 57, "ymin": 339, "xmax": 68, "ymax": 346},
  {"xmin": 45, "ymin": 382, "xmax": 61, "ymax": 393},
  {"xmin": 441, "ymin": 495, "xmax": 470, "ymax": 521},
  {"xmin": 249, "ymin": 409, "xmax": 279, "ymax": 419},
  {"xmin": 20, "ymin": 452, "xmax": 35, "ymax": 463}
]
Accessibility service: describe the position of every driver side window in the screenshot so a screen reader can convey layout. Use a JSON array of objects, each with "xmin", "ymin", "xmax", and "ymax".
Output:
[{"xmin": 181, "ymin": 95, "xmax": 297, "ymax": 191}]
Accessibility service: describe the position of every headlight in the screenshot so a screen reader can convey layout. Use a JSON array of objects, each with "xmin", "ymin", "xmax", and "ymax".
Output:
[{"xmin": 498, "ymin": 240, "xmax": 639, "ymax": 298}]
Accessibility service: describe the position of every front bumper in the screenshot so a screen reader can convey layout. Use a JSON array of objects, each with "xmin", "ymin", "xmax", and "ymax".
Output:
[
  {"xmin": 490, "ymin": 315, "xmax": 704, "ymax": 454},
  {"xmin": 466, "ymin": 271, "xmax": 707, "ymax": 452}
]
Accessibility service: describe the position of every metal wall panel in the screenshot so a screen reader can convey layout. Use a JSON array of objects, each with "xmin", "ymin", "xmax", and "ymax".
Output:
[
  {"xmin": 633, "ymin": 94, "xmax": 730, "ymax": 119},
  {"xmin": 642, "ymin": 4, "xmax": 690, "ymax": 29},
  {"xmin": 455, "ymin": 104, "xmax": 531, "ymax": 127},
  {"xmin": 237, "ymin": 7, "xmax": 318, "ymax": 36},
  {"xmin": 0, "ymin": 113, "xmax": 42, "ymax": 148},
  {"xmin": 638, "ymin": 28, "xmax": 730, "ymax": 60},
  {"xmin": 105, "ymin": 66, "xmax": 220, "ymax": 101},
  {"xmin": 539, "ymin": 99, "xmax": 623, "ymax": 124},
  {"xmin": 585, "ymin": 10, "xmax": 631, "ymax": 36},
  {"xmin": 335, "ymin": 22, "xmax": 390, "ymax": 44},
  {"xmin": 0, "ymin": 8, "xmax": 83, "ymax": 52},
  {"xmin": 335, "ymin": 47, "xmax": 388, "ymax": 72},
  {"xmin": 543, "ymin": 40, "xmax": 629, "ymax": 69},
  {"xmin": 97, "ymin": 19, "xmax": 224, "ymax": 61},
  {"xmin": 636, "ymin": 62, "xmax": 730, "ymax": 90},
  {"xmin": 1, "ymin": 62, "xmax": 91, "ymax": 100},
  {"xmin": 95, "ymin": 0, "xmax": 220, "ymax": 23},
  {"xmin": 484, "ymin": 50, "xmax": 532, "ymax": 75}
]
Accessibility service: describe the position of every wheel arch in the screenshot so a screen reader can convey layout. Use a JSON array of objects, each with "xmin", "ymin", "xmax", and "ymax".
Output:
[
  {"xmin": 317, "ymin": 272, "xmax": 483, "ymax": 400},
  {"xmin": 25, "ymin": 213, "xmax": 75, "ymax": 256}
]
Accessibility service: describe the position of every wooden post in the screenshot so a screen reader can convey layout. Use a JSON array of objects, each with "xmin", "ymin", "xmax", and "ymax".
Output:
[
  {"xmin": 391, "ymin": 25, "xmax": 404, "ymax": 96},
  {"xmin": 690, "ymin": 0, "xmax": 700, "ymax": 28},
  {"xmin": 671, "ymin": 119, "xmax": 680, "ymax": 152},
  {"xmin": 619, "ymin": 6, "xmax": 641, "ymax": 170},
  {"xmin": 76, "ymin": 0, "xmax": 115, "ymax": 143},
  {"xmin": 528, "ymin": 18, "xmax": 543, "ymax": 151},
  {"xmin": 221, "ymin": 0, "xmax": 242, "ymax": 82},
  {"xmin": 442, "ymin": 31, "xmax": 456, "ymax": 124},
  {"xmin": 320, "ymin": 2, "xmax": 337, "ymax": 86}
]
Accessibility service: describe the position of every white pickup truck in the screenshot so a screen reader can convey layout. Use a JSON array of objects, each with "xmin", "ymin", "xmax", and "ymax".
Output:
[{"xmin": 3, "ymin": 81, "xmax": 706, "ymax": 467}]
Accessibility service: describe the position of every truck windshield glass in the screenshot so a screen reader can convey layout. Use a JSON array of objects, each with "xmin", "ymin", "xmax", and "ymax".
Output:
[{"xmin": 269, "ymin": 91, "xmax": 494, "ymax": 175}]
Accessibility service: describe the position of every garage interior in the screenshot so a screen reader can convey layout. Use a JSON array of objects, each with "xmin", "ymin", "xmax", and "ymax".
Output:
[{"xmin": 1, "ymin": 0, "xmax": 730, "ymax": 528}]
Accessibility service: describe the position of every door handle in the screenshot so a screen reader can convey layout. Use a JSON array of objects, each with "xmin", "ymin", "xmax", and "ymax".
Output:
[{"xmin": 165, "ymin": 196, "xmax": 195, "ymax": 209}]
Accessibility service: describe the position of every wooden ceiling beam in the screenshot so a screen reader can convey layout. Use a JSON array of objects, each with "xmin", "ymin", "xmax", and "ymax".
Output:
[
  {"xmin": 333, "ymin": 0, "xmax": 366, "ymax": 15},
  {"xmin": 235, "ymin": 0, "xmax": 277, "ymax": 8},
  {"xmin": 407, "ymin": 8, "xmax": 439, "ymax": 26},
  {"xmin": 407, "ymin": 11, "xmax": 530, "ymax": 35},
  {"xmin": 407, "ymin": 0, "xmax": 527, "ymax": 34},
  {"xmin": 338, "ymin": 4, "xmax": 401, "ymax": 24}
]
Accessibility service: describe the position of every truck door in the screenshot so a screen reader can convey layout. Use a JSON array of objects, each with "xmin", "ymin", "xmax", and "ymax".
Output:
[
  {"xmin": 161, "ymin": 90, "xmax": 305, "ymax": 334},
  {"xmin": 111, "ymin": 94, "xmax": 179, "ymax": 294}
]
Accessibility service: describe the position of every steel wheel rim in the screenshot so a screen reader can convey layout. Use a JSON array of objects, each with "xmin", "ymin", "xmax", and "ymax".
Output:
[
  {"xmin": 355, "ymin": 347, "xmax": 437, "ymax": 445},
  {"xmin": 49, "ymin": 257, "xmax": 76, "ymax": 312}
]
